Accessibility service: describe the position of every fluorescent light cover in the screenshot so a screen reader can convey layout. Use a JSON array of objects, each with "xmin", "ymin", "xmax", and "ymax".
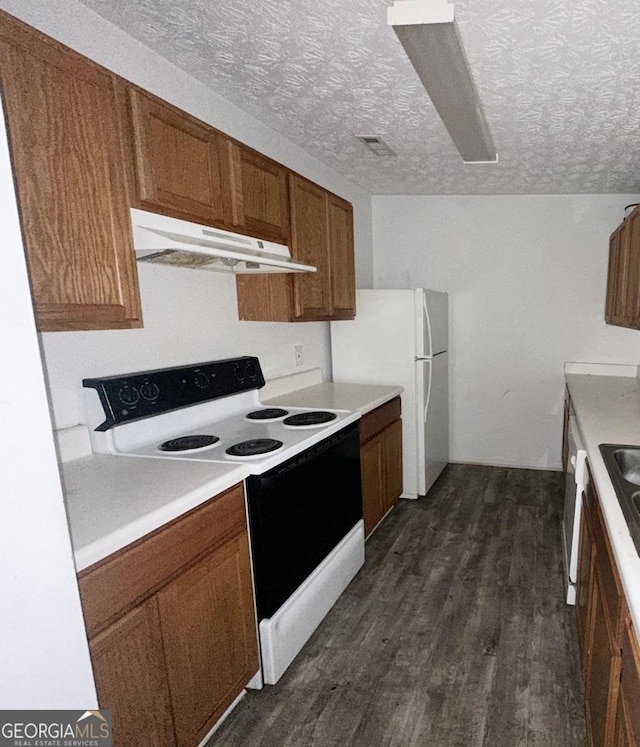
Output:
[{"xmin": 388, "ymin": 0, "xmax": 497, "ymax": 163}]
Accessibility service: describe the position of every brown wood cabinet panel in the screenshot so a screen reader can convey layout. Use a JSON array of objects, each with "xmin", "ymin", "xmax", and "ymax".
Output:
[
  {"xmin": 235, "ymin": 177, "xmax": 355, "ymax": 323},
  {"xmin": 606, "ymin": 205, "xmax": 640, "ymax": 329},
  {"xmin": 127, "ymin": 87, "xmax": 229, "ymax": 225},
  {"xmin": 586, "ymin": 566, "xmax": 622, "ymax": 747},
  {"xmin": 78, "ymin": 484, "xmax": 246, "ymax": 636},
  {"xmin": 290, "ymin": 174, "xmax": 331, "ymax": 320},
  {"xmin": 231, "ymin": 144, "xmax": 289, "ymax": 242},
  {"xmin": 328, "ymin": 194, "xmax": 356, "ymax": 319},
  {"xmin": 157, "ymin": 531, "xmax": 258, "ymax": 747},
  {"xmin": 593, "ymin": 498, "xmax": 625, "ymax": 643},
  {"xmin": 360, "ymin": 397, "xmax": 402, "ymax": 444},
  {"xmin": 90, "ymin": 598, "xmax": 176, "ymax": 747},
  {"xmin": 383, "ymin": 418, "xmax": 403, "ymax": 514},
  {"xmin": 360, "ymin": 401, "xmax": 403, "ymax": 538},
  {"xmin": 619, "ymin": 615, "xmax": 640, "ymax": 746},
  {"xmin": 0, "ymin": 11, "xmax": 141, "ymax": 331},
  {"xmin": 360, "ymin": 434, "xmax": 385, "ymax": 538}
]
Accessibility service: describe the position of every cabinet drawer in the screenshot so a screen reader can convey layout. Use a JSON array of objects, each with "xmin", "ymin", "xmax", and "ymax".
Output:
[
  {"xmin": 78, "ymin": 483, "xmax": 246, "ymax": 636},
  {"xmin": 360, "ymin": 397, "xmax": 402, "ymax": 445},
  {"xmin": 593, "ymin": 498, "xmax": 625, "ymax": 643}
]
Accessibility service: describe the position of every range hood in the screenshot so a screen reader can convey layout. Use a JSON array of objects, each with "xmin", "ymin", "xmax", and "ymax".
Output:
[{"xmin": 131, "ymin": 208, "xmax": 316, "ymax": 274}]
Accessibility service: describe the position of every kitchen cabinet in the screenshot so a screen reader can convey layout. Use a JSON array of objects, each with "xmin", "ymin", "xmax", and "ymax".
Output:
[
  {"xmin": 235, "ymin": 175, "xmax": 356, "ymax": 321},
  {"xmin": 605, "ymin": 204, "xmax": 640, "ymax": 329},
  {"xmin": 615, "ymin": 614, "xmax": 640, "ymax": 746},
  {"xmin": 78, "ymin": 483, "xmax": 258, "ymax": 747},
  {"xmin": 229, "ymin": 143, "xmax": 290, "ymax": 243},
  {"xmin": 575, "ymin": 468, "xmax": 627, "ymax": 746},
  {"xmin": 359, "ymin": 397, "xmax": 403, "ymax": 538},
  {"xmin": 0, "ymin": 10, "xmax": 142, "ymax": 331},
  {"xmin": 127, "ymin": 87, "xmax": 232, "ymax": 227}
]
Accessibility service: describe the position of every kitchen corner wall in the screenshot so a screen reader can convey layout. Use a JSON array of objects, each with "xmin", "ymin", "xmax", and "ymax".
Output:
[
  {"xmin": 3, "ymin": 0, "xmax": 373, "ymax": 430},
  {"xmin": 372, "ymin": 194, "xmax": 640, "ymax": 471}
]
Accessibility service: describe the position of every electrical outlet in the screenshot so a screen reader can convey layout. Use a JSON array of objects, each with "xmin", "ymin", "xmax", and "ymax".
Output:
[{"xmin": 294, "ymin": 345, "xmax": 304, "ymax": 367}]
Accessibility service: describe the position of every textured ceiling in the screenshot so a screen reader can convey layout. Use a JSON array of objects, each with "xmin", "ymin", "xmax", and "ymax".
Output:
[{"xmin": 79, "ymin": 0, "xmax": 640, "ymax": 195}]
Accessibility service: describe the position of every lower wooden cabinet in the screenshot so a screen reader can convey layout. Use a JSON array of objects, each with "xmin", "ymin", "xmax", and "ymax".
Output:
[
  {"xmin": 360, "ymin": 398, "xmax": 402, "ymax": 538},
  {"xmin": 615, "ymin": 615, "xmax": 640, "ymax": 746},
  {"xmin": 575, "ymin": 470, "xmax": 640, "ymax": 747},
  {"xmin": 91, "ymin": 598, "xmax": 176, "ymax": 747},
  {"xmin": 78, "ymin": 484, "xmax": 259, "ymax": 747}
]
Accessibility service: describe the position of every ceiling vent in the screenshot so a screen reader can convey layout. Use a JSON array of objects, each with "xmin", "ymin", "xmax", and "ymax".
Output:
[{"xmin": 357, "ymin": 136, "xmax": 397, "ymax": 157}]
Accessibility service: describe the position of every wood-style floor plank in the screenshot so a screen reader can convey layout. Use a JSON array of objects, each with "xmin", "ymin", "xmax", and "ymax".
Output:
[{"xmin": 209, "ymin": 464, "xmax": 587, "ymax": 746}]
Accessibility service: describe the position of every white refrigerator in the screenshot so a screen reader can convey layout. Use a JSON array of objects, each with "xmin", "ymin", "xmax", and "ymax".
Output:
[{"xmin": 331, "ymin": 288, "xmax": 449, "ymax": 498}]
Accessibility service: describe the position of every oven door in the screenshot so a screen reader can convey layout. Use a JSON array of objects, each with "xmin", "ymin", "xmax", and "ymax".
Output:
[
  {"xmin": 246, "ymin": 421, "xmax": 362, "ymax": 621},
  {"xmin": 562, "ymin": 415, "xmax": 587, "ymax": 604}
]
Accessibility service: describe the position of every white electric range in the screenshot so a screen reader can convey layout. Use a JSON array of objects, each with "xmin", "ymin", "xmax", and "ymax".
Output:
[{"xmin": 83, "ymin": 356, "xmax": 365, "ymax": 686}]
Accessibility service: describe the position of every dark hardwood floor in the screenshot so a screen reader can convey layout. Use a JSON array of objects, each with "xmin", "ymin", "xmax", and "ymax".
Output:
[{"xmin": 209, "ymin": 464, "xmax": 587, "ymax": 746}]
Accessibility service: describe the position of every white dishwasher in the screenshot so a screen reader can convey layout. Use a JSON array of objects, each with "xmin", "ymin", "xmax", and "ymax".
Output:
[{"xmin": 562, "ymin": 413, "xmax": 588, "ymax": 605}]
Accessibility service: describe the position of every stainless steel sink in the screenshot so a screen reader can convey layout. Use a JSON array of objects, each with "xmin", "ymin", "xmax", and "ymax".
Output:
[
  {"xmin": 611, "ymin": 447, "xmax": 640, "ymax": 485},
  {"xmin": 599, "ymin": 445, "xmax": 640, "ymax": 555}
]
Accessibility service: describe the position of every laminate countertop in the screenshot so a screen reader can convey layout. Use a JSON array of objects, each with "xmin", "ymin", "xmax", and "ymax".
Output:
[
  {"xmin": 61, "ymin": 455, "xmax": 248, "ymax": 572},
  {"xmin": 266, "ymin": 382, "xmax": 403, "ymax": 415},
  {"xmin": 565, "ymin": 372, "xmax": 640, "ymax": 637}
]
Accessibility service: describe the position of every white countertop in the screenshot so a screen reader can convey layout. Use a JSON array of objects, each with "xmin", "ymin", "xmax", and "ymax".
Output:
[
  {"xmin": 61, "ymin": 454, "xmax": 248, "ymax": 572},
  {"xmin": 565, "ymin": 372, "xmax": 640, "ymax": 636},
  {"xmin": 266, "ymin": 382, "xmax": 403, "ymax": 415}
]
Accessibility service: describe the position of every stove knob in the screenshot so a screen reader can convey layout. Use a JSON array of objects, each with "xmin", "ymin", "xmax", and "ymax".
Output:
[
  {"xmin": 140, "ymin": 380, "xmax": 160, "ymax": 402},
  {"xmin": 246, "ymin": 361, "xmax": 257, "ymax": 379},
  {"xmin": 234, "ymin": 364, "xmax": 245, "ymax": 382},
  {"xmin": 118, "ymin": 384, "xmax": 140, "ymax": 407},
  {"xmin": 194, "ymin": 371, "xmax": 210, "ymax": 389}
]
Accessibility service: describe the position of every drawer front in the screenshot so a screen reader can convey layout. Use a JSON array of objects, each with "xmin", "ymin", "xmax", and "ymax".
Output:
[
  {"xmin": 360, "ymin": 397, "xmax": 402, "ymax": 444},
  {"xmin": 78, "ymin": 483, "xmax": 246, "ymax": 636}
]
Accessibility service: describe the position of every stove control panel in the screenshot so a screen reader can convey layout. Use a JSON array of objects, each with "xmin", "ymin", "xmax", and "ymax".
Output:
[{"xmin": 83, "ymin": 356, "xmax": 265, "ymax": 431}]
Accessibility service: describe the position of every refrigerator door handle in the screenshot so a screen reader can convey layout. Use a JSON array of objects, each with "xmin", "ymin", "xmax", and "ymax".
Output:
[
  {"xmin": 423, "ymin": 295, "xmax": 433, "ymax": 359},
  {"xmin": 424, "ymin": 360, "xmax": 433, "ymax": 423}
]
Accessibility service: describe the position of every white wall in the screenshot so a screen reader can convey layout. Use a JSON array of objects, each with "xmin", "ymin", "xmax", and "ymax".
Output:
[
  {"xmin": 0, "ymin": 100, "xmax": 97, "ymax": 707},
  {"xmin": 2, "ymin": 0, "xmax": 373, "ymax": 430},
  {"xmin": 372, "ymin": 195, "xmax": 640, "ymax": 470}
]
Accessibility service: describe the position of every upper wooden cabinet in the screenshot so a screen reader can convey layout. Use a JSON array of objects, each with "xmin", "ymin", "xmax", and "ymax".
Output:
[
  {"xmin": 290, "ymin": 174, "xmax": 332, "ymax": 319},
  {"xmin": 0, "ymin": 11, "xmax": 142, "ymax": 331},
  {"xmin": 0, "ymin": 10, "xmax": 355, "ymax": 329},
  {"xmin": 127, "ymin": 87, "xmax": 231, "ymax": 226},
  {"xmin": 230, "ymin": 144, "xmax": 290, "ymax": 243},
  {"xmin": 235, "ymin": 175, "xmax": 356, "ymax": 322},
  {"xmin": 327, "ymin": 193, "xmax": 356, "ymax": 320},
  {"xmin": 605, "ymin": 204, "xmax": 640, "ymax": 329}
]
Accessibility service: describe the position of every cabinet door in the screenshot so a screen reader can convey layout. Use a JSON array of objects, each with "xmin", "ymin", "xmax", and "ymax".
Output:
[
  {"xmin": 383, "ymin": 418, "xmax": 403, "ymax": 514},
  {"xmin": 576, "ymin": 497, "xmax": 594, "ymax": 671},
  {"xmin": 626, "ymin": 209, "xmax": 640, "ymax": 327},
  {"xmin": 617, "ymin": 616, "xmax": 640, "ymax": 746},
  {"xmin": 290, "ymin": 174, "xmax": 331, "ymax": 320},
  {"xmin": 90, "ymin": 598, "xmax": 176, "ymax": 747},
  {"xmin": 0, "ymin": 14, "xmax": 141, "ymax": 331},
  {"xmin": 360, "ymin": 434, "xmax": 385, "ymax": 538},
  {"xmin": 328, "ymin": 194, "xmax": 356, "ymax": 319},
  {"xmin": 585, "ymin": 568, "xmax": 622, "ymax": 747},
  {"xmin": 232, "ymin": 144, "xmax": 289, "ymax": 243},
  {"xmin": 157, "ymin": 530, "xmax": 258, "ymax": 747},
  {"xmin": 605, "ymin": 228, "xmax": 620, "ymax": 324},
  {"xmin": 128, "ymin": 88, "xmax": 228, "ymax": 226}
]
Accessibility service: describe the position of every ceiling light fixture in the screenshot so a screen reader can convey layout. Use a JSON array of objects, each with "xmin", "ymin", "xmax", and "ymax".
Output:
[{"xmin": 387, "ymin": 0, "xmax": 498, "ymax": 164}]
